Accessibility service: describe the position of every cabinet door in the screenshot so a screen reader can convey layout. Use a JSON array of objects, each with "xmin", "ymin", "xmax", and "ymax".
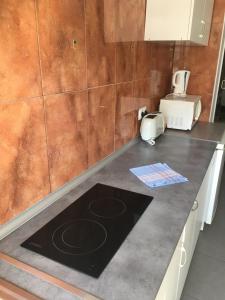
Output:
[
  {"xmin": 190, "ymin": 0, "xmax": 205, "ymax": 44},
  {"xmin": 205, "ymin": 146, "xmax": 225, "ymax": 224},
  {"xmin": 201, "ymin": 0, "xmax": 214, "ymax": 45},
  {"xmin": 176, "ymin": 207, "xmax": 197, "ymax": 300},
  {"xmin": 145, "ymin": 0, "xmax": 192, "ymax": 41},
  {"xmin": 155, "ymin": 238, "xmax": 183, "ymax": 300},
  {"xmin": 190, "ymin": 0, "xmax": 214, "ymax": 45}
]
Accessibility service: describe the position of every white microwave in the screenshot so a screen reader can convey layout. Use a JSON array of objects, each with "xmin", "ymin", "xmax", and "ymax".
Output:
[{"xmin": 159, "ymin": 94, "xmax": 202, "ymax": 130}]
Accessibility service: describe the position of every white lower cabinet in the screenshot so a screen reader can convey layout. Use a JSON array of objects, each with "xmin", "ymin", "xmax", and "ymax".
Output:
[
  {"xmin": 176, "ymin": 202, "xmax": 198, "ymax": 300},
  {"xmin": 155, "ymin": 199, "xmax": 202, "ymax": 300},
  {"xmin": 155, "ymin": 147, "xmax": 224, "ymax": 300},
  {"xmin": 155, "ymin": 237, "xmax": 182, "ymax": 300}
]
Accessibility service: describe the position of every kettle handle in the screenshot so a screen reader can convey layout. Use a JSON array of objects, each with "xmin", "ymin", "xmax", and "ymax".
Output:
[{"xmin": 172, "ymin": 70, "xmax": 181, "ymax": 88}]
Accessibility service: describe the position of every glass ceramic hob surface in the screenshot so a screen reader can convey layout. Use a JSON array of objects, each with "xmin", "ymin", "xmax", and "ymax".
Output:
[{"xmin": 21, "ymin": 184, "xmax": 153, "ymax": 278}]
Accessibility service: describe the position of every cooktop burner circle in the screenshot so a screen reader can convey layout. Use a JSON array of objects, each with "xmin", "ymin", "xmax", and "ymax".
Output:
[
  {"xmin": 89, "ymin": 196, "xmax": 127, "ymax": 218},
  {"xmin": 52, "ymin": 219, "xmax": 107, "ymax": 256}
]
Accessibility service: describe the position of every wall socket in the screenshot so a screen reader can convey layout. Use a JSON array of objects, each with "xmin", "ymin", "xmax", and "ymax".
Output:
[{"xmin": 138, "ymin": 106, "xmax": 147, "ymax": 120}]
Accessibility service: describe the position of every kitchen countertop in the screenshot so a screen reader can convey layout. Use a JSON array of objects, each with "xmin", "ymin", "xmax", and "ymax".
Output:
[
  {"xmin": 165, "ymin": 121, "xmax": 225, "ymax": 143},
  {"xmin": 0, "ymin": 128, "xmax": 217, "ymax": 300}
]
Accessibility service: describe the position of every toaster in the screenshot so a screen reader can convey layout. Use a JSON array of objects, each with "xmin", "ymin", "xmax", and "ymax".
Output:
[
  {"xmin": 140, "ymin": 113, "xmax": 165, "ymax": 143},
  {"xmin": 159, "ymin": 94, "xmax": 202, "ymax": 130}
]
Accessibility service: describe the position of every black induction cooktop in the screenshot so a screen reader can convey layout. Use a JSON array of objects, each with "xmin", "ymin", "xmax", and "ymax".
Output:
[{"xmin": 21, "ymin": 183, "xmax": 153, "ymax": 278}]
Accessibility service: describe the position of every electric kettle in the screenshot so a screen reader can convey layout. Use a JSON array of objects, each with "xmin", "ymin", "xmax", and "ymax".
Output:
[{"xmin": 172, "ymin": 70, "xmax": 190, "ymax": 96}]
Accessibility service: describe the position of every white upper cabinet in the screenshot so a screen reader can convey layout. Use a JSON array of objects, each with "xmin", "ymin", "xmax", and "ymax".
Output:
[{"xmin": 144, "ymin": 0, "xmax": 214, "ymax": 45}]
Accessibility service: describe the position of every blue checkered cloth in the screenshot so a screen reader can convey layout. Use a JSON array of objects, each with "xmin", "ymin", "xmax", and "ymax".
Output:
[{"xmin": 130, "ymin": 163, "xmax": 188, "ymax": 188}]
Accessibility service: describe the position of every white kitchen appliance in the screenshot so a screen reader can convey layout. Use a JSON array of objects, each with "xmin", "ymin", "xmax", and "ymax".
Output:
[
  {"xmin": 203, "ymin": 143, "xmax": 225, "ymax": 224},
  {"xmin": 159, "ymin": 94, "xmax": 202, "ymax": 130},
  {"xmin": 140, "ymin": 113, "xmax": 165, "ymax": 145},
  {"xmin": 172, "ymin": 70, "xmax": 190, "ymax": 96}
]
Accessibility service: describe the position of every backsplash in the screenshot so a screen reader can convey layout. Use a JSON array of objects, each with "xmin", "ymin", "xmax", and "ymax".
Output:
[
  {"xmin": 173, "ymin": 0, "xmax": 224, "ymax": 121},
  {"xmin": 0, "ymin": 0, "xmax": 173, "ymax": 224}
]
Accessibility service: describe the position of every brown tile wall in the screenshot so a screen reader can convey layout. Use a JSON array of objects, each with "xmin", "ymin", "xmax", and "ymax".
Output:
[
  {"xmin": 0, "ymin": 0, "xmax": 173, "ymax": 224},
  {"xmin": 173, "ymin": 0, "xmax": 225, "ymax": 121}
]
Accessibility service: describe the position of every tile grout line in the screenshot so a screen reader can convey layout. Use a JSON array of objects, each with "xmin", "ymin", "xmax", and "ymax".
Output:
[
  {"xmin": 0, "ymin": 76, "xmax": 164, "ymax": 103},
  {"xmin": 34, "ymin": 0, "xmax": 52, "ymax": 193},
  {"xmin": 84, "ymin": 0, "xmax": 88, "ymax": 90},
  {"xmin": 83, "ymin": 0, "xmax": 90, "ymax": 168},
  {"xmin": 114, "ymin": 23, "xmax": 117, "ymax": 152}
]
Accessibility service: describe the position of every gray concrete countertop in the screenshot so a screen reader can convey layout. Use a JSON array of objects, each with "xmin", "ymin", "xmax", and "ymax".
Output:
[
  {"xmin": 0, "ymin": 134, "xmax": 216, "ymax": 300},
  {"xmin": 165, "ymin": 121, "xmax": 225, "ymax": 144}
]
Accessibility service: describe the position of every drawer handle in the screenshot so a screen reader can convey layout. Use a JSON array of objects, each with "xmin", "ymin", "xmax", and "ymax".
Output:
[
  {"xmin": 192, "ymin": 200, "xmax": 199, "ymax": 211},
  {"xmin": 180, "ymin": 246, "xmax": 187, "ymax": 268}
]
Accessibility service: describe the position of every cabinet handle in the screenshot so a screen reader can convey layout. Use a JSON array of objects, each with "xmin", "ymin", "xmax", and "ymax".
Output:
[
  {"xmin": 201, "ymin": 20, "xmax": 206, "ymax": 25},
  {"xmin": 180, "ymin": 246, "xmax": 187, "ymax": 268},
  {"xmin": 192, "ymin": 200, "xmax": 199, "ymax": 211},
  {"xmin": 198, "ymin": 34, "xmax": 204, "ymax": 39}
]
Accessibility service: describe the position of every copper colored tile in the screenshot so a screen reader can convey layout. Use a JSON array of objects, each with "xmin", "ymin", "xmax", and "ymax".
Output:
[
  {"xmin": 134, "ymin": 42, "xmax": 152, "ymax": 80},
  {"xmin": 86, "ymin": 0, "xmax": 116, "ymax": 87},
  {"xmin": 45, "ymin": 92, "xmax": 88, "ymax": 191},
  {"xmin": 172, "ymin": 43, "xmax": 186, "ymax": 72},
  {"xmin": 153, "ymin": 44, "xmax": 174, "ymax": 74},
  {"xmin": 116, "ymin": 42, "xmax": 135, "ymax": 83},
  {"xmin": 172, "ymin": 21, "xmax": 223, "ymax": 121},
  {"xmin": 150, "ymin": 71, "xmax": 172, "ymax": 99},
  {"xmin": 198, "ymin": 93, "xmax": 212, "ymax": 122},
  {"xmin": 188, "ymin": 74, "xmax": 215, "ymax": 95},
  {"xmin": 114, "ymin": 0, "xmax": 146, "ymax": 42},
  {"xmin": 104, "ymin": 0, "xmax": 145, "ymax": 42},
  {"xmin": 212, "ymin": 0, "xmax": 225, "ymax": 24},
  {"xmin": 88, "ymin": 85, "xmax": 116, "ymax": 166},
  {"xmin": 0, "ymin": 98, "xmax": 50, "ymax": 224},
  {"xmin": 0, "ymin": 0, "xmax": 41, "ymax": 100},
  {"xmin": 115, "ymin": 83, "xmax": 136, "ymax": 150},
  {"xmin": 183, "ymin": 23, "xmax": 221, "ymax": 77},
  {"xmin": 133, "ymin": 79, "xmax": 154, "ymax": 111},
  {"xmin": 157, "ymin": 75, "xmax": 172, "ymax": 99},
  {"xmin": 37, "ymin": 0, "xmax": 86, "ymax": 95}
]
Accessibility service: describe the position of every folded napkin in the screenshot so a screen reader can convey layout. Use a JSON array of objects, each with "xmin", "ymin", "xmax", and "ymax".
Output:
[{"xmin": 130, "ymin": 162, "xmax": 188, "ymax": 188}]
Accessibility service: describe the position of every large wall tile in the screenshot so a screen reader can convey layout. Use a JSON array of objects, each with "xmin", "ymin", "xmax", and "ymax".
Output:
[
  {"xmin": 0, "ymin": 0, "xmax": 41, "ymax": 100},
  {"xmin": 115, "ymin": 83, "xmax": 136, "ymax": 150},
  {"xmin": 133, "ymin": 79, "xmax": 155, "ymax": 111},
  {"xmin": 86, "ymin": 0, "xmax": 116, "ymax": 87},
  {"xmin": 183, "ymin": 23, "xmax": 221, "ymax": 77},
  {"xmin": 0, "ymin": 98, "xmax": 50, "ymax": 224},
  {"xmin": 0, "ymin": 1, "xmax": 175, "ymax": 224},
  {"xmin": 188, "ymin": 74, "xmax": 215, "ymax": 95},
  {"xmin": 133, "ymin": 79, "xmax": 155, "ymax": 135},
  {"xmin": 37, "ymin": 0, "xmax": 86, "ymax": 95},
  {"xmin": 114, "ymin": 0, "xmax": 146, "ymax": 42},
  {"xmin": 116, "ymin": 42, "xmax": 135, "ymax": 83},
  {"xmin": 172, "ymin": 4, "xmax": 224, "ymax": 121},
  {"xmin": 153, "ymin": 44, "xmax": 174, "ymax": 74},
  {"xmin": 45, "ymin": 92, "xmax": 88, "ymax": 191},
  {"xmin": 88, "ymin": 85, "xmax": 116, "ymax": 166},
  {"xmin": 134, "ymin": 42, "xmax": 152, "ymax": 80},
  {"xmin": 199, "ymin": 93, "xmax": 213, "ymax": 121},
  {"xmin": 212, "ymin": 0, "xmax": 225, "ymax": 24}
]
